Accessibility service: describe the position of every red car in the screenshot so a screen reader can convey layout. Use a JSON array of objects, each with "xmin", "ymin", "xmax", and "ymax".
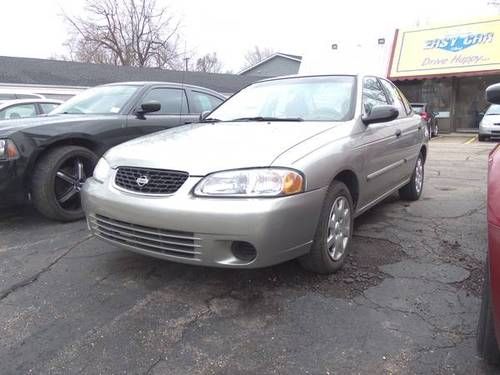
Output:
[{"xmin": 477, "ymin": 83, "xmax": 500, "ymax": 364}]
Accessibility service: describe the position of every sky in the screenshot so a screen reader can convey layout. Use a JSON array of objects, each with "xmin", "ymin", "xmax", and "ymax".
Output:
[{"xmin": 0, "ymin": 0, "xmax": 497, "ymax": 72}]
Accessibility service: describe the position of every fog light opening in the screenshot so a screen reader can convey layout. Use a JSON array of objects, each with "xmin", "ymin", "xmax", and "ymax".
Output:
[{"xmin": 231, "ymin": 241, "xmax": 257, "ymax": 262}]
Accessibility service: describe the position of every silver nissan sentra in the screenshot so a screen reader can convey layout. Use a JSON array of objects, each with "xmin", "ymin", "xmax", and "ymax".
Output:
[{"xmin": 82, "ymin": 74, "xmax": 427, "ymax": 273}]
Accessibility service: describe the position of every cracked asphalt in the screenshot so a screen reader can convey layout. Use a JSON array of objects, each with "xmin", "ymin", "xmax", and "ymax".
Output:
[{"xmin": 0, "ymin": 138, "xmax": 497, "ymax": 374}]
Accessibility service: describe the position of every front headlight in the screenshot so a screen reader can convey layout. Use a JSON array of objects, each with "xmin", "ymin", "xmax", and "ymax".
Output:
[
  {"xmin": 0, "ymin": 139, "xmax": 19, "ymax": 161},
  {"xmin": 93, "ymin": 158, "xmax": 111, "ymax": 182},
  {"xmin": 193, "ymin": 168, "xmax": 304, "ymax": 197}
]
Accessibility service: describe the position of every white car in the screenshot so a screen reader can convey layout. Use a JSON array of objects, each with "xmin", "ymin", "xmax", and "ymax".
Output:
[
  {"xmin": 479, "ymin": 104, "xmax": 500, "ymax": 141},
  {"xmin": 0, "ymin": 99, "xmax": 62, "ymax": 121}
]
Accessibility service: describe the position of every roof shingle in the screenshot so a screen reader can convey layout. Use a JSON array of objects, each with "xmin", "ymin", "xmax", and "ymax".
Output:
[{"xmin": 0, "ymin": 56, "xmax": 262, "ymax": 93}]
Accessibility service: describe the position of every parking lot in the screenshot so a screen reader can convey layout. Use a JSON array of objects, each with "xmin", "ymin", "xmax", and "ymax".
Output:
[{"xmin": 0, "ymin": 136, "xmax": 497, "ymax": 374}]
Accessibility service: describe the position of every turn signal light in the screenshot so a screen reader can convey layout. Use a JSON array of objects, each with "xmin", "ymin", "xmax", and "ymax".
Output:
[{"xmin": 282, "ymin": 172, "xmax": 304, "ymax": 195}]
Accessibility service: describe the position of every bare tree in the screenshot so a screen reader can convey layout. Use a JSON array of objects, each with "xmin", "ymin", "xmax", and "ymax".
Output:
[
  {"xmin": 194, "ymin": 52, "xmax": 223, "ymax": 73},
  {"xmin": 62, "ymin": 0, "xmax": 184, "ymax": 69},
  {"xmin": 243, "ymin": 46, "xmax": 274, "ymax": 69}
]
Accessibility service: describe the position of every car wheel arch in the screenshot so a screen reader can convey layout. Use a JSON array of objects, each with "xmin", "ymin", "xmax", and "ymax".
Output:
[
  {"xmin": 331, "ymin": 169, "xmax": 360, "ymax": 209},
  {"xmin": 25, "ymin": 137, "xmax": 102, "ymax": 185}
]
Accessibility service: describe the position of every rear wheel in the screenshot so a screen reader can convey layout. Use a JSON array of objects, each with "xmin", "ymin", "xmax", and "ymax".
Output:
[
  {"xmin": 299, "ymin": 181, "xmax": 353, "ymax": 274},
  {"xmin": 399, "ymin": 153, "xmax": 424, "ymax": 201},
  {"xmin": 477, "ymin": 258, "xmax": 500, "ymax": 364},
  {"xmin": 433, "ymin": 123, "xmax": 439, "ymax": 137},
  {"xmin": 31, "ymin": 146, "xmax": 97, "ymax": 221}
]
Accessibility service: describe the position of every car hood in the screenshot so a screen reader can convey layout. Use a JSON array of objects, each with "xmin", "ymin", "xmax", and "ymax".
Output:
[
  {"xmin": 105, "ymin": 121, "xmax": 336, "ymax": 175},
  {"xmin": 0, "ymin": 114, "xmax": 118, "ymax": 136},
  {"xmin": 481, "ymin": 114, "xmax": 500, "ymax": 126}
]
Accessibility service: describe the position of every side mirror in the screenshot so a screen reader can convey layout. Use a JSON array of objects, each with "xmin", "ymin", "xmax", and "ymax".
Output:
[
  {"xmin": 136, "ymin": 101, "xmax": 161, "ymax": 117},
  {"xmin": 486, "ymin": 83, "xmax": 500, "ymax": 104},
  {"xmin": 362, "ymin": 105, "xmax": 399, "ymax": 125},
  {"xmin": 199, "ymin": 110, "xmax": 211, "ymax": 121}
]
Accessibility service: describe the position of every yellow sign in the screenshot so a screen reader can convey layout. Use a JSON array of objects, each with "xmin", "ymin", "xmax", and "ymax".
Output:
[{"xmin": 389, "ymin": 18, "xmax": 500, "ymax": 79}]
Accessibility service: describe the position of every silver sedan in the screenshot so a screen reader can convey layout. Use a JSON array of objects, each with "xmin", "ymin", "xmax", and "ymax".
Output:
[{"xmin": 82, "ymin": 74, "xmax": 427, "ymax": 273}]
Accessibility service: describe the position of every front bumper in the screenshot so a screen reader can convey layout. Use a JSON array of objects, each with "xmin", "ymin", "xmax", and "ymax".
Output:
[
  {"xmin": 0, "ymin": 160, "xmax": 26, "ymax": 205},
  {"xmin": 82, "ymin": 176, "xmax": 326, "ymax": 268},
  {"xmin": 479, "ymin": 123, "xmax": 500, "ymax": 138}
]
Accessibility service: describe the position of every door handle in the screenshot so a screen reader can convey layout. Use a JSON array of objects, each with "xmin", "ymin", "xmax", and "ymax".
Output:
[{"xmin": 395, "ymin": 129, "xmax": 402, "ymax": 137}]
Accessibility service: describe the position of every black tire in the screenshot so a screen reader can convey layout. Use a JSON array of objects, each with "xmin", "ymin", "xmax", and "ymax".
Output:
[
  {"xmin": 31, "ymin": 146, "xmax": 97, "ymax": 222},
  {"xmin": 477, "ymin": 258, "xmax": 500, "ymax": 364},
  {"xmin": 299, "ymin": 181, "xmax": 354, "ymax": 274},
  {"xmin": 399, "ymin": 153, "xmax": 424, "ymax": 201},
  {"xmin": 479, "ymin": 134, "xmax": 487, "ymax": 142},
  {"xmin": 432, "ymin": 123, "xmax": 439, "ymax": 138}
]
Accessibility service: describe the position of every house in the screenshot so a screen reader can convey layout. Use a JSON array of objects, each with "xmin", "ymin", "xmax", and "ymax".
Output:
[
  {"xmin": 239, "ymin": 53, "xmax": 302, "ymax": 77},
  {"xmin": 0, "ymin": 56, "xmax": 262, "ymax": 100}
]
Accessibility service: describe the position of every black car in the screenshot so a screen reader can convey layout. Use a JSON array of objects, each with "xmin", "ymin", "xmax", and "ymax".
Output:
[
  {"xmin": 0, "ymin": 82, "xmax": 225, "ymax": 221},
  {"xmin": 411, "ymin": 102, "xmax": 438, "ymax": 138}
]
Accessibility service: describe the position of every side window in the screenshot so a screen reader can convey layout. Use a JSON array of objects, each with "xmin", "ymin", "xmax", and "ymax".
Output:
[
  {"xmin": 40, "ymin": 103, "xmax": 60, "ymax": 114},
  {"xmin": 141, "ymin": 88, "xmax": 189, "ymax": 114},
  {"xmin": 379, "ymin": 79, "xmax": 406, "ymax": 117},
  {"xmin": 191, "ymin": 91, "xmax": 223, "ymax": 113},
  {"xmin": 0, "ymin": 104, "xmax": 37, "ymax": 120},
  {"xmin": 362, "ymin": 77, "xmax": 388, "ymax": 113},
  {"xmin": 396, "ymin": 88, "xmax": 413, "ymax": 116}
]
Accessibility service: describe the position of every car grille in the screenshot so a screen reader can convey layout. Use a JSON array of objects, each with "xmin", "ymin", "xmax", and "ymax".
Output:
[
  {"xmin": 89, "ymin": 214, "xmax": 201, "ymax": 258},
  {"xmin": 115, "ymin": 166, "xmax": 188, "ymax": 194}
]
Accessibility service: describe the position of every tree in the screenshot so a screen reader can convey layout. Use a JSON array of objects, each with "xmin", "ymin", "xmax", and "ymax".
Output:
[
  {"xmin": 194, "ymin": 52, "xmax": 223, "ymax": 73},
  {"xmin": 243, "ymin": 46, "xmax": 274, "ymax": 69},
  {"xmin": 62, "ymin": 0, "xmax": 184, "ymax": 69}
]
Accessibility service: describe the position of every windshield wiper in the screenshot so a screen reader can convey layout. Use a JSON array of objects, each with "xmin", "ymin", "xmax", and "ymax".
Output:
[
  {"xmin": 230, "ymin": 116, "xmax": 304, "ymax": 122},
  {"xmin": 199, "ymin": 117, "xmax": 222, "ymax": 123}
]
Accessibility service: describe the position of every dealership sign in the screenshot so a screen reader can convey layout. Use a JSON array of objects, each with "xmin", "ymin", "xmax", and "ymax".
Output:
[{"xmin": 388, "ymin": 18, "xmax": 500, "ymax": 79}]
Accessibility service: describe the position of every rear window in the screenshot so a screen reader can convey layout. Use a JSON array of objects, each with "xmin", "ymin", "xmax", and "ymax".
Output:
[{"xmin": 411, "ymin": 105, "xmax": 424, "ymax": 114}]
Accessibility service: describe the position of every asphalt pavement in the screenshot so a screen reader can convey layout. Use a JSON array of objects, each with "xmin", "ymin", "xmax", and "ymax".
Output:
[{"xmin": 0, "ymin": 137, "xmax": 497, "ymax": 374}]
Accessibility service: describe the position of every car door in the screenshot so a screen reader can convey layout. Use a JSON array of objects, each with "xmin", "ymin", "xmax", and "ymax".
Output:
[
  {"xmin": 379, "ymin": 78, "xmax": 422, "ymax": 183},
  {"xmin": 394, "ymin": 85, "xmax": 424, "ymax": 177},
  {"xmin": 126, "ymin": 86, "xmax": 199, "ymax": 136},
  {"xmin": 360, "ymin": 76, "xmax": 405, "ymax": 205}
]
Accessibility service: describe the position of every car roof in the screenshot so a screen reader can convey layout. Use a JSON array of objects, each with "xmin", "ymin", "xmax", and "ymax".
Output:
[
  {"xmin": 103, "ymin": 81, "xmax": 225, "ymax": 98},
  {"xmin": 0, "ymin": 98, "xmax": 63, "ymax": 110}
]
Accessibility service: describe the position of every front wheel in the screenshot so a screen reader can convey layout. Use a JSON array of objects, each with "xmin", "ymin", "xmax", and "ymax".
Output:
[
  {"xmin": 31, "ymin": 146, "xmax": 97, "ymax": 221},
  {"xmin": 299, "ymin": 181, "xmax": 354, "ymax": 274},
  {"xmin": 399, "ymin": 153, "xmax": 424, "ymax": 201}
]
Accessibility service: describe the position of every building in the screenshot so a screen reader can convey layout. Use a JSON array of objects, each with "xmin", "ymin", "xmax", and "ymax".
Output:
[
  {"xmin": 239, "ymin": 53, "xmax": 302, "ymax": 77},
  {"xmin": 388, "ymin": 17, "xmax": 500, "ymax": 133},
  {"xmin": 0, "ymin": 56, "xmax": 262, "ymax": 100}
]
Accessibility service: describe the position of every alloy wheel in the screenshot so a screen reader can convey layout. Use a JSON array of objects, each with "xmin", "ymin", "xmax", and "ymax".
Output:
[
  {"xmin": 415, "ymin": 157, "xmax": 424, "ymax": 194},
  {"xmin": 326, "ymin": 196, "xmax": 351, "ymax": 261},
  {"xmin": 54, "ymin": 156, "xmax": 93, "ymax": 211}
]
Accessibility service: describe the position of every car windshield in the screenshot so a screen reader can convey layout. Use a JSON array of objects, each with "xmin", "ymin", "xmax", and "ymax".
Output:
[
  {"xmin": 207, "ymin": 76, "xmax": 356, "ymax": 122},
  {"xmin": 486, "ymin": 104, "xmax": 500, "ymax": 115},
  {"xmin": 51, "ymin": 85, "xmax": 139, "ymax": 115}
]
